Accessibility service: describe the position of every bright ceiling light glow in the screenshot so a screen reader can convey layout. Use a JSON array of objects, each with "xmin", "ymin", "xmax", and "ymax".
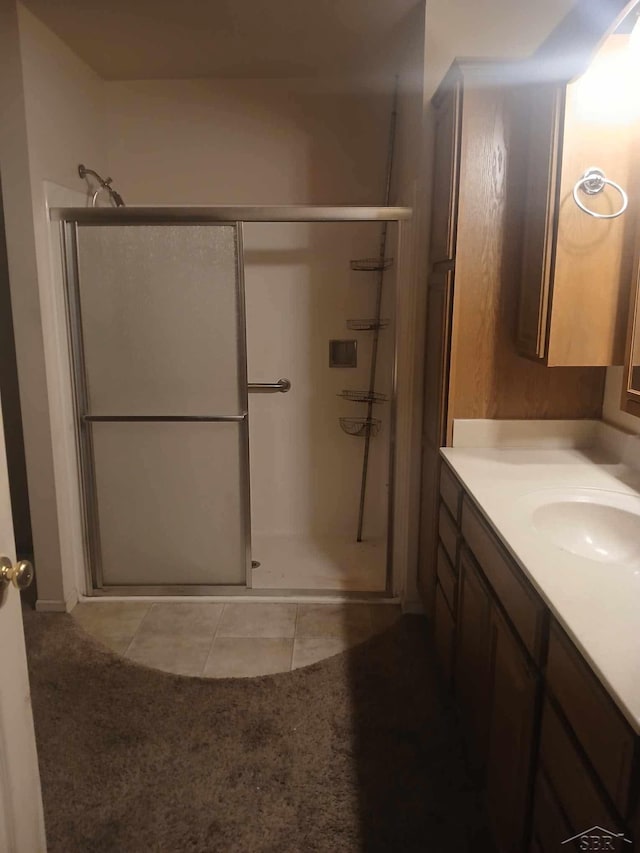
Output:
[{"xmin": 572, "ymin": 24, "xmax": 640, "ymax": 125}]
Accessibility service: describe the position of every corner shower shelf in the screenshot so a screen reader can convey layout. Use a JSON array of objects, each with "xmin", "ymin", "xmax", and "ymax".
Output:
[
  {"xmin": 346, "ymin": 318, "xmax": 390, "ymax": 331},
  {"xmin": 350, "ymin": 257, "xmax": 394, "ymax": 272},
  {"xmin": 338, "ymin": 390, "xmax": 388, "ymax": 404},
  {"xmin": 339, "ymin": 417, "xmax": 381, "ymax": 438}
]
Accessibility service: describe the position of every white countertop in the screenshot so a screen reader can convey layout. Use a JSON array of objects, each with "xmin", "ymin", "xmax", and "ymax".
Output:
[{"xmin": 441, "ymin": 444, "xmax": 640, "ymax": 733}]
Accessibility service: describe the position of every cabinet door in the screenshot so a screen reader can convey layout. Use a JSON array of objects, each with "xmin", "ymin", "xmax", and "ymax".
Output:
[
  {"xmin": 455, "ymin": 549, "xmax": 493, "ymax": 771},
  {"xmin": 529, "ymin": 770, "xmax": 572, "ymax": 853},
  {"xmin": 517, "ymin": 39, "xmax": 635, "ymax": 367},
  {"xmin": 537, "ymin": 698, "xmax": 626, "ymax": 843},
  {"xmin": 486, "ymin": 607, "xmax": 540, "ymax": 853},
  {"xmin": 548, "ymin": 34, "xmax": 635, "ymax": 367},
  {"xmin": 516, "ymin": 83, "xmax": 564, "ymax": 360},
  {"xmin": 430, "ymin": 81, "xmax": 462, "ymax": 263},
  {"xmin": 422, "ymin": 270, "xmax": 453, "ymax": 449}
]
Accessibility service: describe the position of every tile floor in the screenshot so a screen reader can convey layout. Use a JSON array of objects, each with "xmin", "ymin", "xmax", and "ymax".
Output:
[{"xmin": 72, "ymin": 601, "xmax": 401, "ymax": 678}]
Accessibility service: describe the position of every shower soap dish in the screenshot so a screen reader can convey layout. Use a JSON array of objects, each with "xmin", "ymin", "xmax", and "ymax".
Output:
[
  {"xmin": 347, "ymin": 318, "xmax": 390, "ymax": 331},
  {"xmin": 338, "ymin": 390, "xmax": 388, "ymax": 404},
  {"xmin": 339, "ymin": 417, "xmax": 381, "ymax": 438},
  {"xmin": 350, "ymin": 258, "xmax": 393, "ymax": 272}
]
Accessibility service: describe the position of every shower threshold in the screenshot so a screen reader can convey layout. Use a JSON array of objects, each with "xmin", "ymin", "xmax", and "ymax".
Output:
[
  {"xmin": 85, "ymin": 536, "xmax": 390, "ymax": 600},
  {"xmin": 82, "ymin": 536, "xmax": 389, "ymax": 600},
  {"xmin": 250, "ymin": 534, "xmax": 387, "ymax": 593}
]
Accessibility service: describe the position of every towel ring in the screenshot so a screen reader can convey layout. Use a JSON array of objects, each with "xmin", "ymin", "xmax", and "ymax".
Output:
[{"xmin": 572, "ymin": 167, "xmax": 628, "ymax": 219}]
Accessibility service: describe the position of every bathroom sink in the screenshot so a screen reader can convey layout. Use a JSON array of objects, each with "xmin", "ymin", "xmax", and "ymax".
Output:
[{"xmin": 520, "ymin": 488, "xmax": 640, "ymax": 565}]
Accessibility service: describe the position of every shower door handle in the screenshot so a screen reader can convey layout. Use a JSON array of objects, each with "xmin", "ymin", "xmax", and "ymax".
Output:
[{"xmin": 248, "ymin": 378, "xmax": 291, "ymax": 394}]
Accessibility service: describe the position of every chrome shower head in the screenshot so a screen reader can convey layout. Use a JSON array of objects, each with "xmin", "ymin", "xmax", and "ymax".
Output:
[{"xmin": 78, "ymin": 164, "xmax": 126, "ymax": 207}]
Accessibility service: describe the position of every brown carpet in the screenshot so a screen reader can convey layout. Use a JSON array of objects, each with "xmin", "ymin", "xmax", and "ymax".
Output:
[{"xmin": 24, "ymin": 611, "xmax": 494, "ymax": 853}]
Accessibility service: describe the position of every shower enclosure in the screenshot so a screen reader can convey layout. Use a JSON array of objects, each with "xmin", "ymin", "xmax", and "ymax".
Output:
[{"xmin": 54, "ymin": 206, "xmax": 410, "ymax": 596}]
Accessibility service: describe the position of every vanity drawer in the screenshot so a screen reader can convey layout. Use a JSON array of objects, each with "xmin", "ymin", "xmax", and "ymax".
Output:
[
  {"xmin": 461, "ymin": 497, "xmax": 545, "ymax": 662},
  {"xmin": 434, "ymin": 580, "xmax": 455, "ymax": 683},
  {"xmin": 546, "ymin": 621, "xmax": 634, "ymax": 816},
  {"xmin": 436, "ymin": 543, "xmax": 457, "ymax": 614},
  {"xmin": 538, "ymin": 697, "xmax": 625, "ymax": 837},
  {"xmin": 438, "ymin": 503, "xmax": 459, "ymax": 565},
  {"xmin": 439, "ymin": 462, "xmax": 462, "ymax": 521}
]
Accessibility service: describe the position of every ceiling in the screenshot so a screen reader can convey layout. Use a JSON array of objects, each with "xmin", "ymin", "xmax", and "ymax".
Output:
[{"xmin": 21, "ymin": 0, "xmax": 423, "ymax": 80}]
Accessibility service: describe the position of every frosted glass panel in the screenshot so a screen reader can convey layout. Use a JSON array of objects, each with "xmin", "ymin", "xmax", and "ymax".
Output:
[
  {"xmin": 91, "ymin": 422, "xmax": 246, "ymax": 585},
  {"xmin": 76, "ymin": 224, "xmax": 242, "ymax": 415}
]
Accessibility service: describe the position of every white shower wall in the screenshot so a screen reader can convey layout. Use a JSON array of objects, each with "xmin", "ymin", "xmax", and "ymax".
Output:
[{"xmin": 244, "ymin": 221, "xmax": 395, "ymax": 543}]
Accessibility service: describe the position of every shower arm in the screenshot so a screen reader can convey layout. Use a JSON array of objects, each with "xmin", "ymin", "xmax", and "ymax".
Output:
[{"xmin": 78, "ymin": 164, "xmax": 125, "ymax": 207}]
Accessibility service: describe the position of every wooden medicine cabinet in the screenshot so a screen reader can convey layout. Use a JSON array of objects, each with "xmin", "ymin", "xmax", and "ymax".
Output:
[{"xmin": 517, "ymin": 28, "xmax": 639, "ymax": 367}]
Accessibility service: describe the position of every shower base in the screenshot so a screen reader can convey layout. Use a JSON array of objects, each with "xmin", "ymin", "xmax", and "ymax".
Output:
[{"xmin": 250, "ymin": 534, "xmax": 387, "ymax": 592}]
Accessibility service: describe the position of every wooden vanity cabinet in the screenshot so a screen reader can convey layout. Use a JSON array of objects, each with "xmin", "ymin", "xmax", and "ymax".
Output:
[
  {"xmin": 532, "ymin": 620, "xmax": 639, "ymax": 852},
  {"xmin": 546, "ymin": 622, "xmax": 635, "ymax": 816},
  {"xmin": 437, "ymin": 458, "xmax": 640, "ymax": 853},
  {"xmin": 432, "ymin": 500, "xmax": 460, "ymax": 688},
  {"xmin": 429, "ymin": 462, "xmax": 462, "ymax": 686},
  {"xmin": 530, "ymin": 770, "xmax": 572, "ymax": 853},
  {"xmin": 516, "ymin": 34, "xmax": 637, "ymax": 367},
  {"xmin": 433, "ymin": 582, "xmax": 455, "ymax": 687},
  {"xmin": 456, "ymin": 545, "xmax": 541, "ymax": 850},
  {"xmin": 531, "ymin": 698, "xmax": 627, "ymax": 851},
  {"xmin": 434, "ymin": 466, "xmax": 544, "ymax": 852},
  {"xmin": 457, "ymin": 507, "xmax": 542, "ymax": 852},
  {"xmin": 454, "ymin": 549, "xmax": 492, "ymax": 772},
  {"xmin": 486, "ymin": 606, "xmax": 540, "ymax": 853},
  {"xmin": 461, "ymin": 498, "xmax": 546, "ymax": 662}
]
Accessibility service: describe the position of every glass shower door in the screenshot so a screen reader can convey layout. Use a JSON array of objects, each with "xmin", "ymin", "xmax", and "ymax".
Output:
[{"xmin": 68, "ymin": 222, "xmax": 250, "ymax": 588}]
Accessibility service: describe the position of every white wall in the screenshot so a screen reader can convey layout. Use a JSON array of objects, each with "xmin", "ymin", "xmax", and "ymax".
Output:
[
  {"xmin": 245, "ymin": 221, "xmax": 394, "ymax": 542},
  {"xmin": 13, "ymin": 3, "xmax": 106, "ymax": 608},
  {"xmin": 424, "ymin": 0, "xmax": 575, "ymax": 98},
  {"xmin": 105, "ymin": 77, "xmax": 389, "ymax": 206}
]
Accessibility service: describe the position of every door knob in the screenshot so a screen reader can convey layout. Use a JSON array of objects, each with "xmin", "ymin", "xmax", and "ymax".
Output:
[{"xmin": 0, "ymin": 556, "xmax": 34, "ymax": 590}]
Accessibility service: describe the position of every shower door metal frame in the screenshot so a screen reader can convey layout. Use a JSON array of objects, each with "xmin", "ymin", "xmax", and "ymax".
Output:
[
  {"xmin": 60, "ymin": 218, "xmax": 253, "ymax": 595},
  {"xmin": 54, "ymin": 206, "xmax": 412, "ymax": 599}
]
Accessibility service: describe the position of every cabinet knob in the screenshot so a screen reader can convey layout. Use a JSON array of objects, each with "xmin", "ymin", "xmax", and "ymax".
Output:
[{"xmin": 0, "ymin": 556, "xmax": 34, "ymax": 590}]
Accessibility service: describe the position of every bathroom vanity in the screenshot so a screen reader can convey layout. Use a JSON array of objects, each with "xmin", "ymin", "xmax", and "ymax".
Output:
[
  {"xmin": 417, "ymin": 2, "xmax": 640, "ymax": 851},
  {"xmin": 433, "ymin": 430, "xmax": 640, "ymax": 852}
]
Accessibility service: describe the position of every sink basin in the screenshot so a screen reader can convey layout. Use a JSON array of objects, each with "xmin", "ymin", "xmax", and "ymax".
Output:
[{"xmin": 522, "ymin": 488, "xmax": 640, "ymax": 565}]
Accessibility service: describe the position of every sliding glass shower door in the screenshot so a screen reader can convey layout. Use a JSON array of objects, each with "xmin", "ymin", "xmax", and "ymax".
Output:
[{"xmin": 66, "ymin": 222, "xmax": 250, "ymax": 589}]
